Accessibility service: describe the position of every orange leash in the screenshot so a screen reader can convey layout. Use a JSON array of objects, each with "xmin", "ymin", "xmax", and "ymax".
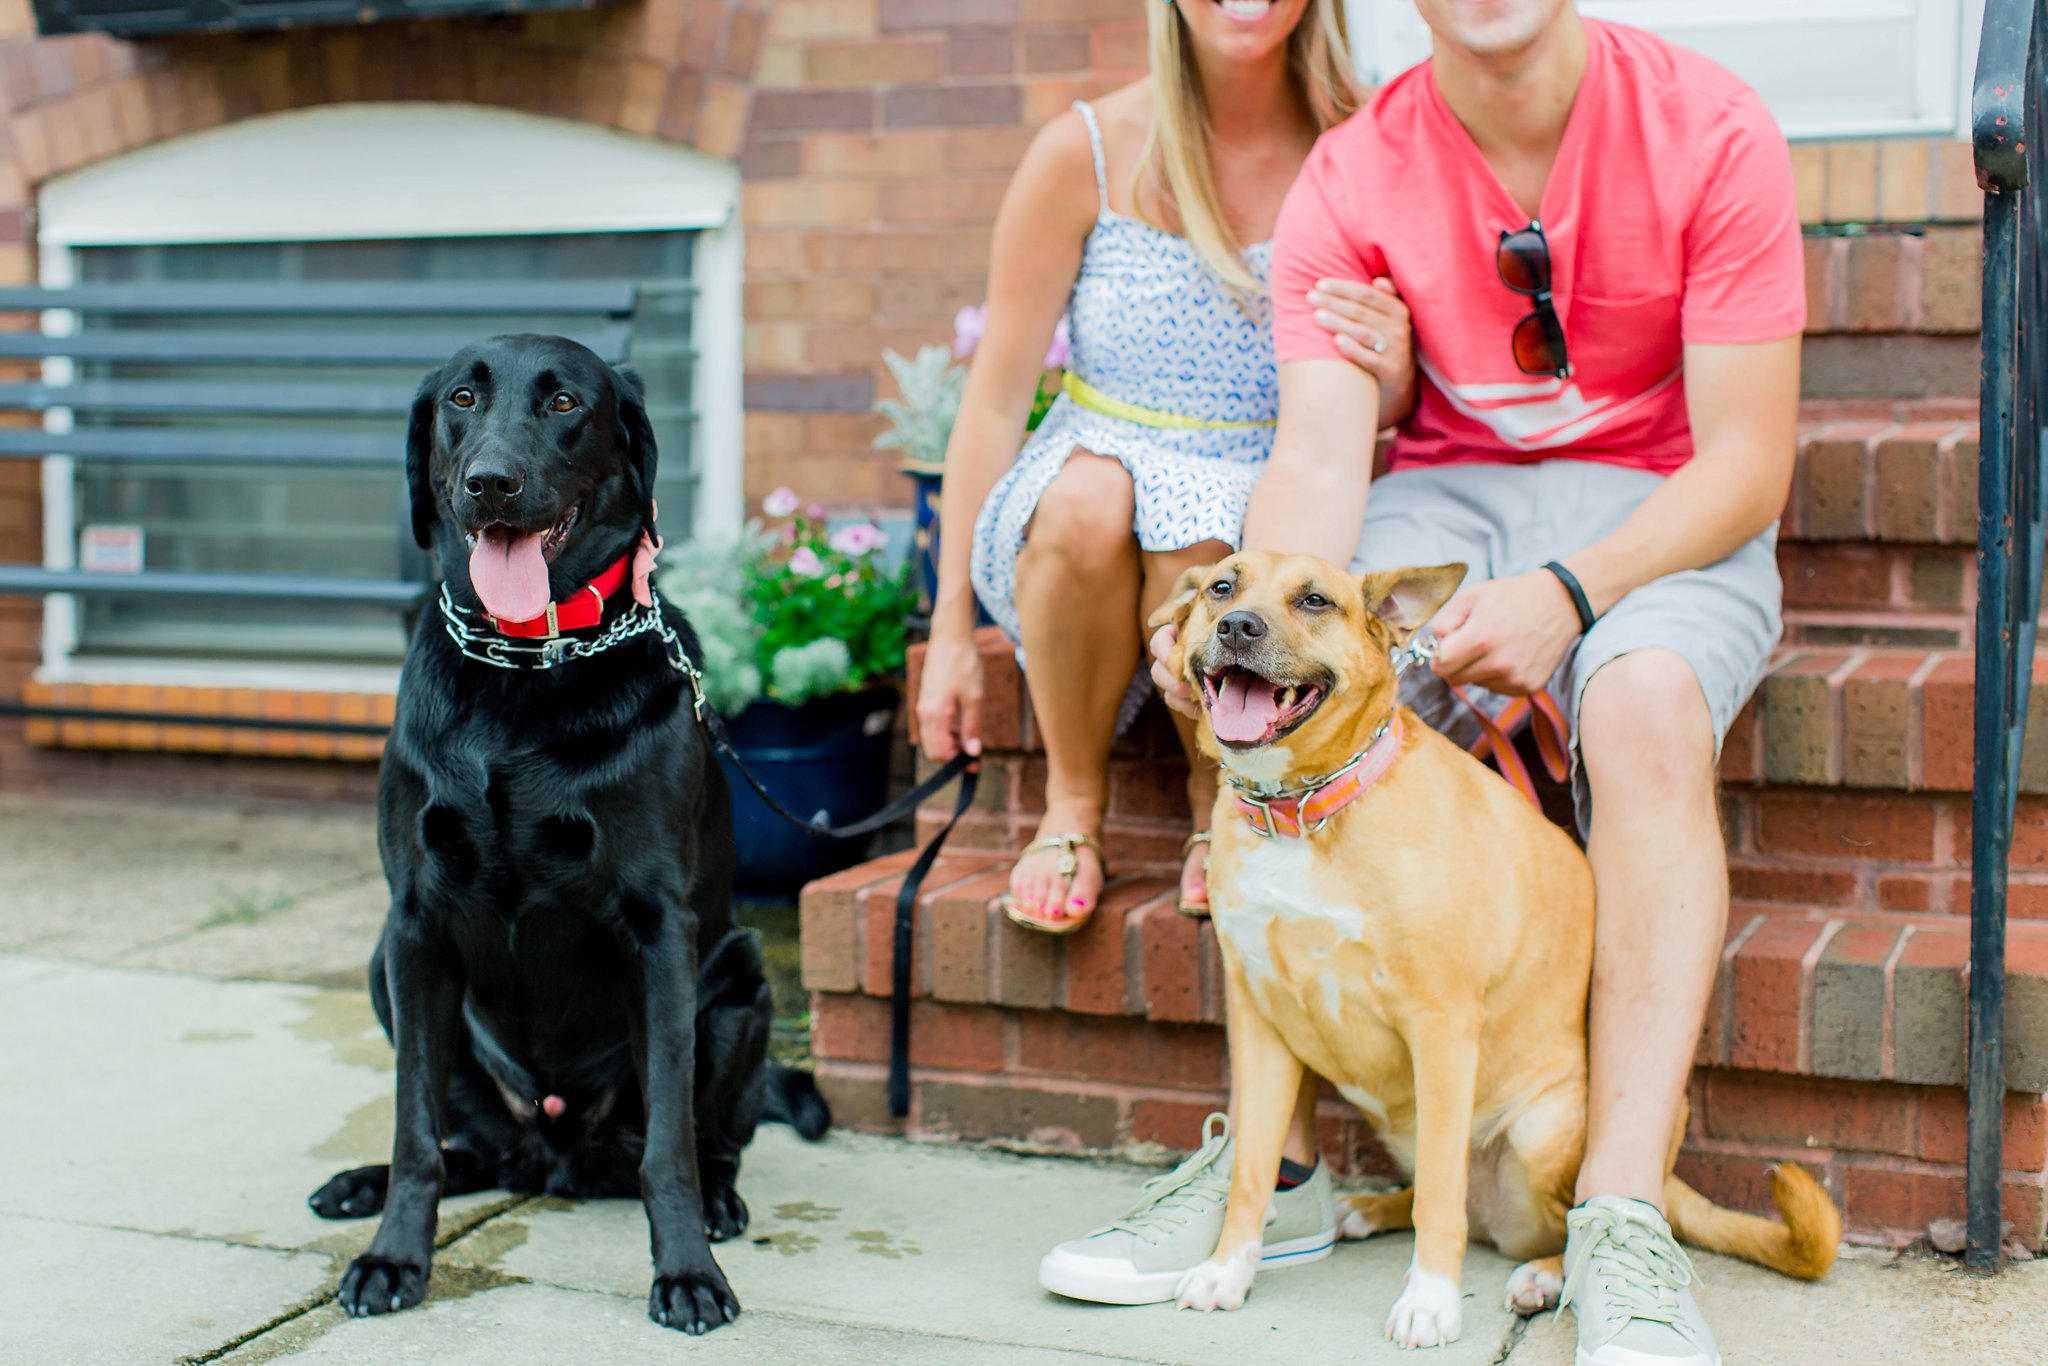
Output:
[{"xmin": 1449, "ymin": 684, "xmax": 1571, "ymax": 808}]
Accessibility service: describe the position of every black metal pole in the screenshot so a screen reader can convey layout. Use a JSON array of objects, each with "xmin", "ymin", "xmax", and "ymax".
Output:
[{"xmin": 1968, "ymin": 188, "xmax": 2020, "ymax": 1274}]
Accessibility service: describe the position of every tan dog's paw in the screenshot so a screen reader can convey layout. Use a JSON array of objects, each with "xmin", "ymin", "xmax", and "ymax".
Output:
[
  {"xmin": 1504, "ymin": 1259, "xmax": 1562, "ymax": 1315},
  {"xmin": 1174, "ymin": 1242, "xmax": 1260, "ymax": 1312},
  {"xmin": 1338, "ymin": 1190, "xmax": 1410, "ymax": 1240},
  {"xmin": 1385, "ymin": 1262, "xmax": 1463, "ymax": 1348}
]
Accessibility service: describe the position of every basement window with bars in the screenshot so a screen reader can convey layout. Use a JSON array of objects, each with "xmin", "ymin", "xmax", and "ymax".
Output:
[{"xmin": 60, "ymin": 233, "xmax": 698, "ymax": 665}]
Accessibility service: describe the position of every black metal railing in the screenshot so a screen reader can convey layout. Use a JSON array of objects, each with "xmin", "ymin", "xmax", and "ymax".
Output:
[
  {"xmin": 1969, "ymin": 0, "xmax": 2048, "ymax": 1274},
  {"xmin": 0, "ymin": 280, "xmax": 638, "ymax": 740}
]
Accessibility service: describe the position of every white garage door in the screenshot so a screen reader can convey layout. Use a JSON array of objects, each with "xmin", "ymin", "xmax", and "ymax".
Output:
[{"xmin": 1346, "ymin": 0, "xmax": 1977, "ymax": 140}]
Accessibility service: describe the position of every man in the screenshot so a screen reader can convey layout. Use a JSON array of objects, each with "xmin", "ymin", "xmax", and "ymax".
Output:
[{"xmin": 1048, "ymin": 3, "xmax": 1802, "ymax": 1362}]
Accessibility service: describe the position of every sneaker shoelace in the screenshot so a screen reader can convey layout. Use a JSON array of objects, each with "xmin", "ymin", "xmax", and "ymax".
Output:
[
  {"xmin": 1561, "ymin": 1209, "xmax": 1705, "ymax": 1347},
  {"xmin": 1103, "ymin": 1115, "xmax": 1232, "ymax": 1246}
]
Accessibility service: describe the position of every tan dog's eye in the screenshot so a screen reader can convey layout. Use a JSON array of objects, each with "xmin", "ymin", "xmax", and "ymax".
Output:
[
  {"xmin": 1301, "ymin": 592, "xmax": 1332, "ymax": 610},
  {"xmin": 449, "ymin": 388, "xmax": 475, "ymax": 409},
  {"xmin": 1208, "ymin": 579, "xmax": 1232, "ymax": 598},
  {"xmin": 550, "ymin": 393, "xmax": 577, "ymax": 413}
]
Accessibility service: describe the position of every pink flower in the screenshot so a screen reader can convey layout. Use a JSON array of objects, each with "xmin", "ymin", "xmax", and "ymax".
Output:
[
  {"xmin": 762, "ymin": 487, "xmax": 800, "ymax": 519},
  {"xmin": 953, "ymin": 303, "xmax": 988, "ymax": 358},
  {"xmin": 787, "ymin": 546, "xmax": 823, "ymax": 577},
  {"xmin": 1044, "ymin": 316, "xmax": 1071, "ymax": 371},
  {"xmin": 829, "ymin": 524, "xmax": 886, "ymax": 556}
]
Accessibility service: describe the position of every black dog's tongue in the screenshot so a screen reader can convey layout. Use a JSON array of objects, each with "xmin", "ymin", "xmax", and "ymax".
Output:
[
  {"xmin": 469, "ymin": 526, "xmax": 551, "ymax": 620},
  {"xmin": 1212, "ymin": 672, "xmax": 1284, "ymax": 745}
]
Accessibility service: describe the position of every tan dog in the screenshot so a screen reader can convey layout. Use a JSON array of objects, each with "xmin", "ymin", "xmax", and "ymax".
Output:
[{"xmin": 1152, "ymin": 551, "xmax": 1837, "ymax": 1348}]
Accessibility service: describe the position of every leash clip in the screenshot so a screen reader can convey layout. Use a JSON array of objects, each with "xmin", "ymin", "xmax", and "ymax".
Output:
[{"xmin": 1391, "ymin": 631, "xmax": 1438, "ymax": 679}]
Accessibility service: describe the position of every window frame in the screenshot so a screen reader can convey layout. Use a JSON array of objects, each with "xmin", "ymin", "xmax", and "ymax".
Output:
[{"xmin": 33, "ymin": 103, "xmax": 744, "ymax": 690}]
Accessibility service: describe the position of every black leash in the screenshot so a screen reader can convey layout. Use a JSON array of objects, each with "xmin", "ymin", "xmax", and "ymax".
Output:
[{"xmin": 705, "ymin": 714, "xmax": 978, "ymax": 1117}]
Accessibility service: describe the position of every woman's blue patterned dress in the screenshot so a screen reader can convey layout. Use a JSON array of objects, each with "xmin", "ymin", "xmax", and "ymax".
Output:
[{"xmin": 969, "ymin": 101, "xmax": 1279, "ymax": 649}]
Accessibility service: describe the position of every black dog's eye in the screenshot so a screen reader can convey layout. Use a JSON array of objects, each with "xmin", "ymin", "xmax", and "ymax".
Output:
[
  {"xmin": 549, "ymin": 393, "xmax": 578, "ymax": 413},
  {"xmin": 1208, "ymin": 580, "xmax": 1233, "ymax": 598},
  {"xmin": 449, "ymin": 388, "xmax": 475, "ymax": 409}
]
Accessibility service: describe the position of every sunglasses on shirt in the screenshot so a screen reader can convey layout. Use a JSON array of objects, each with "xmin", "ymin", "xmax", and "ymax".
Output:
[{"xmin": 1497, "ymin": 220, "xmax": 1571, "ymax": 380}]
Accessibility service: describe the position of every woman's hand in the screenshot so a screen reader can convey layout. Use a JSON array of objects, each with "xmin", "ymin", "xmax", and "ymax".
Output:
[
  {"xmin": 1312, "ymin": 277, "xmax": 1418, "ymax": 428},
  {"xmin": 915, "ymin": 626, "xmax": 987, "ymax": 763},
  {"xmin": 1149, "ymin": 622, "xmax": 1200, "ymax": 720}
]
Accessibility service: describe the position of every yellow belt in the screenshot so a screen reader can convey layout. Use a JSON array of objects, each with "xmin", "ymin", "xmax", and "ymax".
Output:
[{"xmin": 1062, "ymin": 372, "xmax": 1276, "ymax": 431}]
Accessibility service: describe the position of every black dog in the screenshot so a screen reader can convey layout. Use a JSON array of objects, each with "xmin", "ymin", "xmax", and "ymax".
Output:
[{"xmin": 309, "ymin": 334, "xmax": 827, "ymax": 1335}]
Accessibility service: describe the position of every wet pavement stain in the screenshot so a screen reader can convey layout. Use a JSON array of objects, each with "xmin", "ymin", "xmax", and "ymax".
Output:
[
  {"xmin": 751, "ymin": 1229, "xmax": 822, "ymax": 1256},
  {"xmin": 847, "ymin": 1228, "xmax": 923, "ymax": 1258},
  {"xmin": 772, "ymin": 1200, "xmax": 840, "ymax": 1223},
  {"xmin": 181, "ymin": 1028, "xmax": 255, "ymax": 1044},
  {"xmin": 453, "ymin": 1215, "xmax": 530, "ymax": 1270},
  {"xmin": 286, "ymin": 990, "xmax": 392, "ymax": 1072},
  {"xmin": 308, "ymin": 1094, "xmax": 393, "ymax": 1163}
]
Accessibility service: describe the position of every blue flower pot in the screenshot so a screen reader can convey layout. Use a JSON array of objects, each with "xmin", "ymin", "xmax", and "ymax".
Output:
[{"xmin": 717, "ymin": 686, "xmax": 899, "ymax": 900}]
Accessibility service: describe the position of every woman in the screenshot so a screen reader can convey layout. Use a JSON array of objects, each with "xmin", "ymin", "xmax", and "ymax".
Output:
[{"xmin": 916, "ymin": 0, "xmax": 1414, "ymax": 932}]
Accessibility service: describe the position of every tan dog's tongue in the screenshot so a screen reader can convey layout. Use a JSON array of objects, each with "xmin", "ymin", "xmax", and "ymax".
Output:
[
  {"xmin": 469, "ymin": 526, "xmax": 551, "ymax": 621},
  {"xmin": 1211, "ymin": 672, "xmax": 1284, "ymax": 745}
]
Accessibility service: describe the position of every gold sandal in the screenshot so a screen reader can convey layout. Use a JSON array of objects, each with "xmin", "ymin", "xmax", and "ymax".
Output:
[
  {"xmin": 1178, "ymin": 831, "xmax": 1212, "ymax": 919},
  {"xmin": 996, "ymin": 833, "xmax": 1106, "ymax": 936}
]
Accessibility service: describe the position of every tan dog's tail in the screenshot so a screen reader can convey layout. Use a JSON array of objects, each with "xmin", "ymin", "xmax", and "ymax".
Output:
[{"xmin": 1663, "ymin": 1164, "xmax": 1840, "ymax": 1280}]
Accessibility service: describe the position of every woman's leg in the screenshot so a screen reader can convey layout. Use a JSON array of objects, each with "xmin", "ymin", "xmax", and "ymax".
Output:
[
  {"xmin": 1139, "ymin": 541, "xmax": 1230, "ymax": 909},
  {"xmin": 1010, "ymin": 451, "xmax": 1143, "ymax": 922}
]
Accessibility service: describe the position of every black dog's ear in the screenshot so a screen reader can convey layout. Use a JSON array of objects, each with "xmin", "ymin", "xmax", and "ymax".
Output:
[
  {"xmin": 613, "ymin": 364, "xmax": 659, "ymax": 540},
  {"xmin": 405, "ymin": 366, "xmax": 441, "ymax": 551}
]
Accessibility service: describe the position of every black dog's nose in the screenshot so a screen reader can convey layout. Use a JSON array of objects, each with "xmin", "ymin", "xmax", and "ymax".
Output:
[
  {"xmin": 1216, "ymin": 611, "xmax": 1266, "ymax": 644},
  {"xmin": 462, "ymin": 455, "xmax": 525, "ymax": 514}
]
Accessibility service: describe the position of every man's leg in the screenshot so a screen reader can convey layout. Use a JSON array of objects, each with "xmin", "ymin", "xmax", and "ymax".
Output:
[{"xmin": 1573, "ymin": 648, "xmax": 1724, "ymax": 1207}]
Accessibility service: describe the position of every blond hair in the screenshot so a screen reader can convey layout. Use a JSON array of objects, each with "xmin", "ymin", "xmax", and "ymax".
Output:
[{"xmin": 1139, "ymin": 0, "xmax": 1359, "ymax": 299}]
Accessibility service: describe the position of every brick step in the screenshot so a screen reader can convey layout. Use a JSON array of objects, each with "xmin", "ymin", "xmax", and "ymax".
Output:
[
  {"xmin": 910, "ymin": 633, "xmax": 2048, "ymax": 850},
  {"xmin": 1729, "ymin": 647, "xmax": 2048, "ymax": 794},
  {"xmin": 802, "ymin": 856, "xmax": 2048, "ymax": 1090},
  {"xmin": 798, "ymin": 856, "xmax": 2048, "ymax": 1248}
]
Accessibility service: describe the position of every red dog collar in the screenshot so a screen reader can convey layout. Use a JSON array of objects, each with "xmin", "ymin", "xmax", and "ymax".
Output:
[
  {"xmin": 1230, "ymin": 713, "xmax": 1405, "ymax": 839},
  {"xmin": 483, "ymin": 550, "xmax": 635, "ymax": 640}
]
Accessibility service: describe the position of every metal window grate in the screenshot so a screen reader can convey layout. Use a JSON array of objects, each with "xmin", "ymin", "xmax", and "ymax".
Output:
[{"xmin": 0, "ymin": 231, "xmax": 701, "ymax": 668}]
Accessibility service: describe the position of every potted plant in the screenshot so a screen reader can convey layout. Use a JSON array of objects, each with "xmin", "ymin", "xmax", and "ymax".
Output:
[
  {"xmin": 876, "ymin": 305, "xmax": 1067, "ymax": 608},
  {"xmin": 664, "ymin": 494, "xmax": 921, "ymax": 898}
]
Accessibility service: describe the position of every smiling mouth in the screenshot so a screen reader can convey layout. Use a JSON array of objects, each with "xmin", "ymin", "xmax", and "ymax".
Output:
[
  {"xmin": 1216, "ymin": 0, "xmax": 1276, "ymax": 21},
  {"xmin": 1199, "ymin": 666, "xmax": 1327, "ymax": 749},
  {"xmin": 462, "ymin": 504, "xmax": 578, "ymax": 563}
]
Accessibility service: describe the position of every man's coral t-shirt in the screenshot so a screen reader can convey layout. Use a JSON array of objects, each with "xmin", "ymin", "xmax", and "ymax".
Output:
[{"xmin": 1271, "ymin": 20, "xmax": 1804, "ymax": 476}]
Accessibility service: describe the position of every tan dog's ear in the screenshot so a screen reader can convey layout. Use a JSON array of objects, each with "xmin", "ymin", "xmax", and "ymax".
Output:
[
  {"xmin": 1361, "ymin": 563, "xmax": 1467, "ymax": 643},
  {"xmin": 1146, "ymin": 564, "xmax": 1212, "ymax": 633}
]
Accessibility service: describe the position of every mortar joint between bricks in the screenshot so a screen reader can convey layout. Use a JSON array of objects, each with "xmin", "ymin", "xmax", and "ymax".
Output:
[{"xmin": 1879, "ymin": 923, "xmax": 1918, "ymax": 1081}]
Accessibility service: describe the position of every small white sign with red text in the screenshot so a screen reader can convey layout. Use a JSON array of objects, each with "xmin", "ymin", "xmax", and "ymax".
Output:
[{"xmin": 79, "ymin": 525, "xmax": 145, "ymax": 575}]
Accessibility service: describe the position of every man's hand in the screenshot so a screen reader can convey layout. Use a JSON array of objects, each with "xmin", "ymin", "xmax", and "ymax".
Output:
[
  {"xmin": 1430, "ymin": 571, "xmax": 1584, "ymax": 696},
  {"xmin": 1150, "ymin": 622, "xmax": 1200, "ymax": 719}
]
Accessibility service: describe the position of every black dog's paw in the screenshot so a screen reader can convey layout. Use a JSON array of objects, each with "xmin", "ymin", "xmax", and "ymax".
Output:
[
  {"xmin": 309, "ymin": 1165, "xmax": 389, "ymax": 1220},
  {"xmin": 648, "ymin": 1268, "xmax": 739, "ymax": 1335},
  {"xmin": 337, "ymin": 1254, "xmax": 428, "ymax": 1317},
  {"xmin": 703, "ymin": 1183, "xmax": 749, "ymax": 1242}
]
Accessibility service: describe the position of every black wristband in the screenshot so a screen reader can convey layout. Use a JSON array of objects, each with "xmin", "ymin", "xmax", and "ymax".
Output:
[{"xmin": 1543, "ymin": 560, "xmax": 1597, "ymax": 633}]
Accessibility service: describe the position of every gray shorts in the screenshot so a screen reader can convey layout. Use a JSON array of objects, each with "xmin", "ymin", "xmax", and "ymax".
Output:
[{"xmin": 1349, "ymin": 459, "xmax": 1782, "ymax": 835}]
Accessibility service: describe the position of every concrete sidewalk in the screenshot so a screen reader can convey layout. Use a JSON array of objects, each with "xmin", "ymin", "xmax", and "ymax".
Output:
[{"xmin": 5, "ymin": 793, "xmax": 2046, "ymax": 1364}]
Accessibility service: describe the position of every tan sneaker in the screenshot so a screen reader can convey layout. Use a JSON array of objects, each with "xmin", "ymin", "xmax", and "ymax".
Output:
[
  {"xmin": 1563, "ymin": 1196, "xmax": 1721, "ymax": 1365},
  {"xmin": 1037, "ymin": 1114, "xmax": 1337, "ymax": 1305}
]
